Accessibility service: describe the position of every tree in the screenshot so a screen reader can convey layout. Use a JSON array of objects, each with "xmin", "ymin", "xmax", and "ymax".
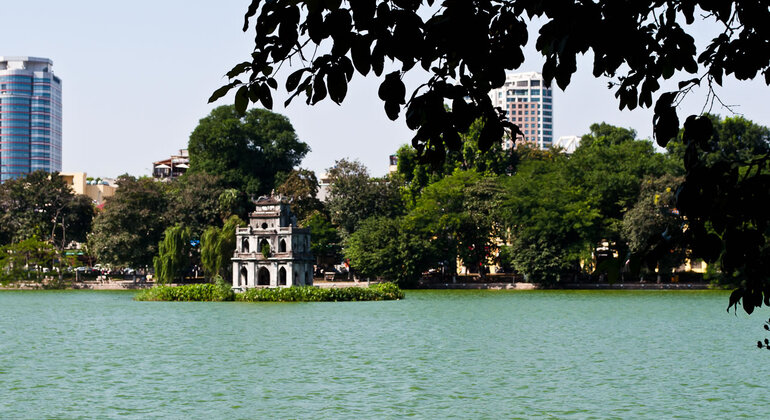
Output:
[
  {"xmin": 501, "ymin": 158, "xmax": 600, "ymax": 283},
  {"xmin": 187, "ymin": 105, "xmax": 309, "ymax": 197},
  {"xmin": 0, "ymin": 237, "xmax": 64, "ymax": 285},
  {"xmin": 325, "ymin": 158, "xmax": 403, "ymax": 236},
  {"xmin": 166, "ymin": 172, "xmax": 227, "ymax": 238},
  {"xmin": 89, "ymin": 175, "xmax": 169, "ymax": 268},
  {"xmin": 410, "ymin": 170, "xmax": 504, "ymax": 275},
  {"xmin": 622, "ymin": 174, "xmax": 688, "ymax": 279},
  {"xmin": 0, "ymin": 171, "xmax": 93, "ymax": 249},
  {"xmin": 395, "ymin": 118, "xmax": 516, "ymax": 206},
  {"xmin": 217, "ymin": 1, "xmax": 769, "ymax": 164},
  {"xmin": 153, "ymin": 224, "xmax": 192, "ymax": 285},
  {"xmin": 276, "ymin": 168, "xmax": 323, "ymax": 222},
  {"xmin": 567, "ymin": 128, "xmax": 678, "ymax": 258},
  {"xmin": 302, "ymin": 210, "xmax": 342, "ymax": 265},
  {"xmin": 344, "ymin": 215, "xmax": 437, "ymax": 287},
  {"xmin": 200, "ymin": 215, "xmax": 245, "ymax": 280}
]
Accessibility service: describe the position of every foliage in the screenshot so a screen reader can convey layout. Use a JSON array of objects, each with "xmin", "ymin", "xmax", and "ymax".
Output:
[
  {"xmin": 187, "ymin": 105, "xmax": 309, "ymax": 197},
  {"xmin": 201, "ymin": 215, "xmax": 246, "ymax": 280},
  {"xmin": 276, "ymin": 168, "xmax": 323, "ymax": 222},
  {"xmin": 0, "ymin": 237, "xmax": 66, "ymax": 285},
  {"xmin": 218, "ymin": 1, "xmax": 769, "ymax": 166},
  {"xmin": 501, "ymin": 158, "xmax": 600, "ymax": 283},
  {"xmin": 0, "ymin": 170, "xmax": 94, "ymax": 249},
  {"xmin": 395, "ymin": 118, "xmax": 516, "ymax": 205},
  {"xmin": 261, "ymin": 241, "xmax": 271, "ymax": 258},
  {"xmin": 622, "ymin": 174, "xmax": 688, "ymax": 275},
  {"xmin": 325, "ymin": 158, "xmax": 403, "ymax": 235},
  {"xmin": 302, "ymin": 210, "xmax": 341, "ymax": 262},
  {"xmin": 410, "ymin": 170, "xmax": 505, "ymax": 275},
  {"xmin": 136, "ymin": 282, "xmax": 403, "ymax": 302},
  {"xmin": 165, "ymin": 172, "xmax": 227, "ymax": 238},
  {"xmin": 153, "ymin": 224, "xmax": 192, "ymax": 285},
  {"xmin": 236, "ymin": 283, "xmax": 404, "ymax": 302},
  {"xmin": 89, "ymin": 175, "xmax": 169, "ymax": 268},
  {"xmin": 671, "ymin": 115, "xmax": 770, "ymax": 315},
  {"xmin": 344, "ymin": 216, "xmax": 436, "ymax": 287},
  {"xmin": 567, "ymin": 129, "xmax": 678, "ymax": 256},
  {"xmin": 135, "ymin": 282, "xmax": 235, "ymax": 302}
]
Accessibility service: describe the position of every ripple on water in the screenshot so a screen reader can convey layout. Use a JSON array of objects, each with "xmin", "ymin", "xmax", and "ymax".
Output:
[{"xmin": 0, "ymin": 289, "xmax": 767, "ymax": 418}]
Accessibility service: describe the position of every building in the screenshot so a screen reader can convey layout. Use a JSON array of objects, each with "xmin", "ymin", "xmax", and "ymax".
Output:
[
  {"xmin": 489, "ymin": 71, "xmax": 553, "ymax": 150},
  {"xmin": 0, "ymin": 56, "xmax": 62, "ymax": 182},
  {"xmin": 232, "ymin": 196, "xmax": 314, "ymax": 289},
  {"xmin": 554, "ymin": 135, "xmax": 581, "ymax": 154},
  {"xmin": 152, "ymin": 149, "xmax": 189, "ymax": 180},
  {"xmin": 59, "ymin": 172, "xmax": 117, "ymax": 205}
]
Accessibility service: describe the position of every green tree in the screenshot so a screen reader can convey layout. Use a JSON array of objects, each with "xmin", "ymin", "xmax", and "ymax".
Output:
[
  {"xmin": 326, "ymin": 158, "xmax": 403, "ymax": 236},
  {"xmin": 0, "ymin": 171, "xmax": 94, "ymax": 249},
  {"xmin": 567, "ymin": 128, "xmax": 678, "ymax": 258},
  {"xmin": 0, "ymin": 237, "xmax": 64, "ymax": 285},
  {"xmin": 201, "ymin": 215, "xmax": 245, "ymax": 280},
  {"xmin": 501, "ymin": 158, "xmax": 600, "ymax": 283},
  {"xmin": 302, "ymin": 210, "xmax": 341, "ymax": 265},
  {"xmin": 89, "ymin": 175, "xmax": 169, "ymax": 268},
  {"xmin": 153, "ymin": 224, "xmax": 192, "ymax": 285},
  {"xmin": 622, "ymin": 174, "xmax": 688, "ymax": 278},
  {"xmin": 344, "ymin": 215, "xmax": 437, "ymax": 287},
  {"xmin": 187, "ymin": 105, "xmax": 309, "ymax": 197},
  {"xmin": 276, "ymin": 168, "xmax": 322, "ymax": 222},
  {"xmin": 395, "ymin": 118, "xmax": 516, "ymax": 206},
  {"xmin": 410, "ymin": 170, "xmax": 504, "ymax": 275},
  {"xmin": 166, "ymin": 172, "xmax": 226, "ymax": 238}
]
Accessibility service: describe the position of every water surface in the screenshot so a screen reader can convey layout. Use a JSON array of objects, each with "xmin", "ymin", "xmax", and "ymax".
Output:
[{"xmin": 0, "ymin": 289, "xmax": 767, "ymax": 418}]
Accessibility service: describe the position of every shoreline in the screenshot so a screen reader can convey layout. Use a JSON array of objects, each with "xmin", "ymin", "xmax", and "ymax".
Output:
[{"xmin": 1, "ymin": 280, "xmax": 719, "ymax": 291}]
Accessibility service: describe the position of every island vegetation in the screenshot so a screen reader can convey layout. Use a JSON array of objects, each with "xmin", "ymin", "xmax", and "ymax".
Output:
[{"xmin": 134, "ymin": 279, "xmax": 404, "ymax": 302}]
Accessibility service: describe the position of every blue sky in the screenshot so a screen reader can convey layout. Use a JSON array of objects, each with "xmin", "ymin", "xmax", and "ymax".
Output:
[{"xmin": 3, "ymin": 0, "xmax": 769, "ymax": 178}]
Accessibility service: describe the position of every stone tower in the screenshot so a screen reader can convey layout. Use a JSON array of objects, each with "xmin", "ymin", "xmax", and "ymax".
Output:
[{"xmin": 232, "ymin": 196, "xmax": 313, "ymax": 289}]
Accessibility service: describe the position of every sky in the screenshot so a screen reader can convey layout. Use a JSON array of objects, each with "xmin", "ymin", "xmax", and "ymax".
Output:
[{"xmin": 3, "ymin": 1, "xmax": 769, "ymax": 178}]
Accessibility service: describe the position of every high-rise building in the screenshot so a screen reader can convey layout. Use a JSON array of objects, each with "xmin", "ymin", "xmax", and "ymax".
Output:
[
  {"xmin": 489, "ymin": 71, "xmax": 553, "ymax": 150},
  {"xmin": 0, "ymin": 56, "xmax": 62, "ymax": 181}
]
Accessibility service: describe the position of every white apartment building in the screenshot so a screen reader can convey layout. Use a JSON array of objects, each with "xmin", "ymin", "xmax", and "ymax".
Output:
[{"xmin": 489, "ymin": 72, "xmax": 554, "ymax": 150}]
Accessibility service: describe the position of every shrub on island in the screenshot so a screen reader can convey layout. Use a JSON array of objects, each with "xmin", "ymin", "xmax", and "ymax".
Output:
[
  {"xmin": 134, "ymin": 283, "xmax": 235, "ymax": 302},
  {"xmin": 134, "ymin": 282, "xmax": 404, "ymax": 302},
  {"xmin": 236, "ymin": 282, "xmax": 404, "ymax": 302}
]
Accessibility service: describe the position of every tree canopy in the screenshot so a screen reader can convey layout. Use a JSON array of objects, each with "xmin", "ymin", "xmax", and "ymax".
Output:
[
  {"xmin": 216, "ymin": 0, "xmax": 769, "ymax": 161},
  {"xmin": 188, "ymin": 105, "xmax": 309, "ymax": 197}
]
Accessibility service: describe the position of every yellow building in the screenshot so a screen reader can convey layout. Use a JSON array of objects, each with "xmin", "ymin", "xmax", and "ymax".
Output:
[{"xmin": 59, "ymin": 172, "xmax": 117, "ymax": 205}]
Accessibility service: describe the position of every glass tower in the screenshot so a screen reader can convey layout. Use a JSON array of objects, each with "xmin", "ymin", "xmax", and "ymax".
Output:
[{"xmin": 0, "ymin": 56, "xmax": 62, "ymax": 182}]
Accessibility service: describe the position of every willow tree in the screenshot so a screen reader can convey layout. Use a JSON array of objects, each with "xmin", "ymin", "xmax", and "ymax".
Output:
[
  {"xmin": 153, "ymin": 225, "xmax": 192, "ymax": 285},
  {"xmin": 200, "ymin": 215, "xmax": 245, "ymax": 281}
]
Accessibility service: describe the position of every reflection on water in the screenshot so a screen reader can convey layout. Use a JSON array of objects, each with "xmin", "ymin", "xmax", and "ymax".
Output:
[{"xmin": 0, "ymin": 289, "xmax": 766, "ymax": 418}]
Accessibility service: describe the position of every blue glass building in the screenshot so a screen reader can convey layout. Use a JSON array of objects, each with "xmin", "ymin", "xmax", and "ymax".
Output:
[{"xmin": 0, "ymin": 56, "xmax": 62, "ymax": 181}]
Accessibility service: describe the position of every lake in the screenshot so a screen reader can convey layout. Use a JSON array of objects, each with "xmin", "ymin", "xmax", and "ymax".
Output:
[{"xmin": 0, "ymin": 289, "xmax": 767, "ymax": 418}]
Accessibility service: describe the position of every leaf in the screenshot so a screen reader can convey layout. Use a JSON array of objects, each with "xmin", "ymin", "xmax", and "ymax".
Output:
[
  {"xmin": 327, "ymin": 68, "xmax": 348, "ymax": 104},
  {"xmin": 243, "ymin": 0, "xmax": 262, "ymax": 31},
  {"xmin": 266, "ymin": 77, "xmax": 278, "ymax": 90},
  {"xmin": 351, "ymin": 35, "xmax": 372, "ymax": 76},
  {"xmin": 234, "ymin": 85, "xmax": 249, "ymax": 115},
  {"xmin": 727, "ymin": 288, "xmax": 743, "ymax": 313},
  {"xmin": 260, "ymin": 84, "xmax": 273, "ymax": 109},
  {"xmin": 227, "ymin": 62, "xmax": 252, "ymax": 79},
  {"xmin": 311, "ymin": 77, "xmax": 327, "ymax": 104},
  {"xmin": 208, "ymin": 80, "xmax": 240, "ymax": 103},
  {"xmin": 286, "ymin": 68, "xmax": 307, "ymax": 91}
]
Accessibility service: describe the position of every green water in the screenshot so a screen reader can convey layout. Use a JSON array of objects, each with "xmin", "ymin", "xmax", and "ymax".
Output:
[{"xmin": 0, "ymin": 290, "xmax": 767, "ymax": 418}]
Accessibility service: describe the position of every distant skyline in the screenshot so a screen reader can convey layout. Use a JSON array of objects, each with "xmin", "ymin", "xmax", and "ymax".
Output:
[{"xmin": 3, "ymin": 1, "xmax": 769, "ymax": 178}]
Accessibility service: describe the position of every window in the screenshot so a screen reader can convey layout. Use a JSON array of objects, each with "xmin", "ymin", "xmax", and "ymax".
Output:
[
  {"xmin": 530, "ymin": 80, "xmax": 541, "ymax": 87},
  {"xmin": 530, "ymin": 89, "xmax": 540, "ymax": 95},
  {"xmin": 516, "ymin": 81, "xmax": 528, "ymax": 86}
]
